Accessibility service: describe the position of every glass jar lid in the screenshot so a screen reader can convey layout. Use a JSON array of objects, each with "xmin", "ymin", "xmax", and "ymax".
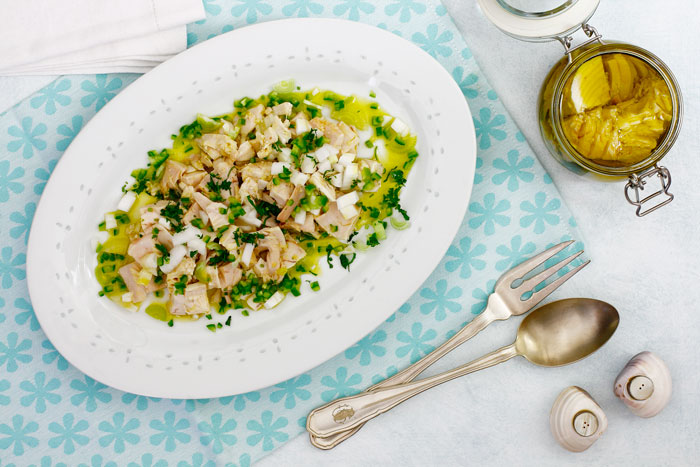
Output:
[{"xmin": 477, "ymin": 0, "xmax": 600, "ymax": 41}]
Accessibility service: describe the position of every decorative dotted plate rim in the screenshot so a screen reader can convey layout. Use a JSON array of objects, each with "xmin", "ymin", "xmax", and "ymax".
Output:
[{"xmin": 27, "ymin": 18, "xmax": 476, "ymax": 398}]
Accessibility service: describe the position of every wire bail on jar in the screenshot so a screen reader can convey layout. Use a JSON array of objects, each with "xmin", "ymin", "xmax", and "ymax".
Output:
[
  {"xmin": 557, "ymin": 23, "xmax": 604, "ymax": 63},
  {"xmin": 624, "ymin": 165, "xmax": 674, "ymax": 217}
]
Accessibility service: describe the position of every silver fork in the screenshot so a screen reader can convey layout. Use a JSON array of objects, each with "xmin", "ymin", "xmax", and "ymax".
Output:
[{"xmin": 309, "ymin": 240, "xmax": 588, "ymax": 449}]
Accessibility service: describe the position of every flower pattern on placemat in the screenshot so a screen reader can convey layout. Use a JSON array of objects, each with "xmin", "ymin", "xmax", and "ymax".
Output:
[{"xmin": 0, "ymin": 0, "xmax": 586, "ymax": 465}]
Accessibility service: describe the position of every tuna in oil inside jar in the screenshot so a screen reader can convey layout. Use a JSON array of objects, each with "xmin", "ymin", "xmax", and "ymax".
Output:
[{"xmin": 561, "ymin": 53, "xmax": 672, "ymax": 166}]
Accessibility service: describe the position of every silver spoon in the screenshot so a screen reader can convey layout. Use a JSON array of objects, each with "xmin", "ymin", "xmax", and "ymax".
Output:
[{"xmin": 307, "ymin": 298, "xmax": 619, "ymax": 439}]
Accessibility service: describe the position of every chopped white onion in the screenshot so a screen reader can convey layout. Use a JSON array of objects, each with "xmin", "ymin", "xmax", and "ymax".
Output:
[
  {"xmin": 158, "ymin": 217, "xmax": 171, "ymax": 229},
  {"xmin": 391, "ymin": 118, "xmax": 410, "ymax": 136},
  {"xmin": 104, "ymin": 213, "xmax": 117, "ymax": 230},
  {"xmin": 121, "ymin": 292, "xmax": 133, "ymax": 303},
  {"xmin": 294, "ymin": 209, "xmax": 307, "ymax": 225},
  {"xmin": 92, "ymin": 231, "xmax": 109, "ymax": 250},
  {"xmin": 141, "ymin": 253, "xmax": 158, "ymax": 273},
  {"xmin": 160, "ymin": 245, "xmax": 186, "ymax": 274},
  {"xmin": 330, "ymin": 173, "xmax": 343, "ymax": 188},
  {"xmin": 316, "ymin": 159, "xmax": 331, "ymax": 173},
  {"xmin": 257, "ymin": 179, "xmax": 269, "ymax": 190},
  {"xmin": 301, "ymin": 156, "xmax": 316, "ymax": 174},
  {"xmin": 342, "ymin": 163, "xmax": 359, "ymax": 189},
  {"xmin": 338, "ymin": 153, "xmax": 355, "ymax": 166},
  {"xmin": 137, "ymin": 269, "xmax": 152, "ymax": 286},
  {"xmin": 241, "ymin": 243, "xmax": 254, "ymax": 266},
  {"xmin": 337, "ymin": 191, "xmax": 360, "ymax": 209},
  {"xmin": 187, "ymin": 237, "xmax": 207, "ymax": 257},
  {"xmin": 264, "ymin": 291, "xmax": 285, "ymax": 309},
  {"xmin": 117, "ymin": 191, "xmax": 137, "ymax": 212},
  {"xmin": 240, "ymin": 213, "xmax": 262, "ymax": 227},
  {"xmin": 309, "ymin": 208, "xmax": 321, "ymax": 216},
  {"xmin": 340, "ymin": 204, "xmax": 360, "ymax": 220},
  {"xmin": 290, "ymin": 171, "xmax": 309, "ymax": 186},
  {"xmin": 271, "ymin": 162, "xmax": 290, "ymax": 175},
  {"xmin": 277, "ymin": 147, "xmax": 292, "ymax": 162},
  {"xmin": 295, "ymin": 118, "xmax": 311, "ymax": 134},
  {"xmin": 172, "ymin": 226, "xmax": 202, "ymax": 246},
  {"xmin": 314, "ymin": 146, "xmax": 330, "ymax": 162}
]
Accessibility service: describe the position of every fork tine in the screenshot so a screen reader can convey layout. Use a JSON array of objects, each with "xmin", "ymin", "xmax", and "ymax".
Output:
[
  {"xmin": 519, "ymin": 249, "xmax": 585, "ymax": 292},
  {"xmin": 524, "ymin": 259, "xmax": 590, "ymax": 308},
  {"xmin": 497, "ymin": 240, "xmax": 574, "ymax": 286}
]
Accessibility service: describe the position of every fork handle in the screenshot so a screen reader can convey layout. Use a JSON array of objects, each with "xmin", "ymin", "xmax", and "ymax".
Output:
[
  {"xmin": 307, "ymin": 343, "xmax": 519, "ymax": 437},
  {"xmin": 369, "ymin": 307, "xmax": 497, "ymax": 390}
]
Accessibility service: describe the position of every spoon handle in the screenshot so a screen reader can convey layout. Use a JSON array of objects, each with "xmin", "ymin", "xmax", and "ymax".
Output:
[
  {"xmin": 307, "ymin": 343, "xmax": 519, "ymax": 438},
  {"xmin": 308, "ymin": 309, "xmax": 497, "ymax": 449}
]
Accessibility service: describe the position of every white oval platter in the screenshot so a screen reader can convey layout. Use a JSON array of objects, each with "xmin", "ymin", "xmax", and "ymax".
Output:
[{"xmin": 27, "ymin": 18, "xmax": 476, "ymax": 398}]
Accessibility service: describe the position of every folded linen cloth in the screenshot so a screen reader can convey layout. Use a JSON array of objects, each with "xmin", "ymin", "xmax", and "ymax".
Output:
[{"xmin": 0, "ymin": 0, "xmax": 205, "ymax": 76}]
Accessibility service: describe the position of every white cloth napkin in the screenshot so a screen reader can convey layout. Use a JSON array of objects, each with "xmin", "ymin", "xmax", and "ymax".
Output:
[{"xmin": 0, "ymin": 0, "xmax": 205, "ymax": 76}]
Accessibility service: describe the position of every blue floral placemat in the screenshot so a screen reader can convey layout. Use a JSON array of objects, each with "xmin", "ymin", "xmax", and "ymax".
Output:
[{"xmin": 0, "ymin": 1, "xmax": 585, "ymax": 465}]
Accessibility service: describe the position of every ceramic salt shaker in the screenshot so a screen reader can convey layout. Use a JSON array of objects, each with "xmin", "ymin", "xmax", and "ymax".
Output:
[
  {"xmin": 614, "ymin": 351, "xmax": 671, "ymax": 418},
  {"xmin": 550, "ymin": 386, "xmax": 608, "ymax": 452}
]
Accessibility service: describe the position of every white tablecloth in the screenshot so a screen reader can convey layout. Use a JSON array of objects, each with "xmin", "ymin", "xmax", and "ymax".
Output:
[{"xmin": 1, "ymin": 1, "xmax": 698, "ymax": 465}]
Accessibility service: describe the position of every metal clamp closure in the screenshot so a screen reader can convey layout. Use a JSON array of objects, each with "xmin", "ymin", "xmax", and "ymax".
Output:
[
  {"xmin": 624, "ymin": 165, "xmax": 674, "ymax": 217},
  {"xmin": 558, "ymin": 23, "xmax": 604, "ymax": 63}
]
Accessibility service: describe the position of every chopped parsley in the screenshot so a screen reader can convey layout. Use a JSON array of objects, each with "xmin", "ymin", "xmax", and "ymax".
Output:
[
  {"xmin": 247, "ymin": 196, "xmax": 281, "ymax": 225},
  {"xmin": 160, "ymin": 202, "xmax": 185, "ymax": 232},
  {"xmin": 206, "ymin": 173, "xmax": 232, "ymax": 201},
  {"xmin": 339, "ymin": 253, "xmax": 357, "ymax": 271},
  {"xmin": 173, "ymin": 275, "xmax": 188, "ymax": 295},
  {"xmin": 367, "ymin": 233, "xmax": 380, "ymax": 247},
  {"xmin": 233, "ymin": 230, "xmax": 264, "ymax": 246},
  {"xmin": 179, "ymin": 120, "xmax": 202, "ymax": 139},
  {"xmin": 228, "ymin": 200, "xmax": 246, "ymax": 221}
]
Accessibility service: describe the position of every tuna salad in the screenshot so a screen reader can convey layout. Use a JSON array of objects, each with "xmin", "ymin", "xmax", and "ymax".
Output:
[{"xmin": 94, "ymin": 83, "xmax": 419, "ymax": 330}]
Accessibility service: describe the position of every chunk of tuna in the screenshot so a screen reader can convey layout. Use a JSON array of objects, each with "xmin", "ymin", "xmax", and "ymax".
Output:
[
  {"xmin": 269, "ymin": 182, "xmax": 293, "ymax": 208},
  {"xmin": 276, "ymin": 185, "xmax": 305, "ymax": 222},
  {"xmin": 235, "ymin": 141, "xmax": 255, "ymax": 162},
  {"xmin": 310, "ymin": 172, "xmax": 337, "ymax": 201},
  {"xmin": 282, "ymin": 241, "xmax": 306, "ymax": 269},
  {"xmin": 273, "ymin": 102, "xmax": 293, "ymax": 116},
  {"xmin": 160, "ymin": 160, "xmax": 187, "ymax": 192},
  {"xmin": 118, "ymin": 263, "xmax": 148, "ymax": 303},
  {"xmin": 197, "ymin": 134, "xmax": 237, "ymax": 160},
  {"xmin": 218, "ymin": 263, "xmax": 242, "ymax": 289},
  {"xmin": 241, "ymin": 161, "xmax": 272, "ymax": 181},
  {"xmin": 205, "ymin": 202, "xmax": 229, "ymax": 230},
  {"xmin": 314, "ymin": 201, "xmax": 358, "ymax": 243},
  {"xmin": 184, "ymin": 283, "xmax": 210, "ymax": 315}
]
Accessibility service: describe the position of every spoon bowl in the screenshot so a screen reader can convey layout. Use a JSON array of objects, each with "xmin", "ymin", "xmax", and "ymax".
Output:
[{"xmin": 515, "ymin": 298, "xmax": 619, "ymax": 367}]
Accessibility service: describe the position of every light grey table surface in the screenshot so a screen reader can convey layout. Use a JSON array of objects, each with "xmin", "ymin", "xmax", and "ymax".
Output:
[{"xmin": 2, "ymin": 1, "xmax": 698, "ymax": 466}]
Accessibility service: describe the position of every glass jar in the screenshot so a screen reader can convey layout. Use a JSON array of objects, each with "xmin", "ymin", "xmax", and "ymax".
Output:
[{"xmin": 477, "ymin": 0, "xmax": 683, "ymax": 216}]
